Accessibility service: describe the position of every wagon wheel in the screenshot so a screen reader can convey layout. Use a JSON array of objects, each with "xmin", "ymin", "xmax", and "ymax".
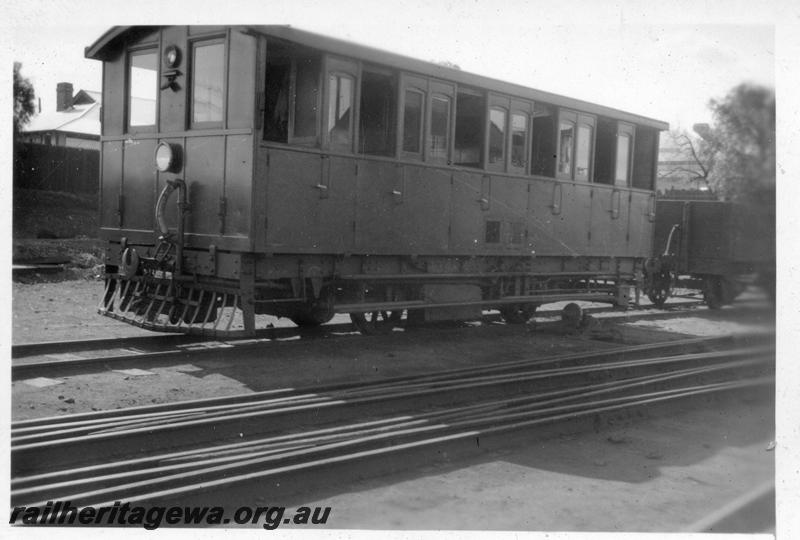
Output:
[
  {"xmin": 350, "ymin": 310, "xmax": 403, "ymax": 335},
  {"xmin": 703, "ymin": 275, "xmax": 737, "ymax": 309},
  {"xmin": 646, "ymin": 269, "xmax": 674, "ymax": 308},
  {"xmin": 499, "ymin": 303, "xmax": 538, "ymax": 324},
  {"xmin": 290, "ymin": 288, "xmax": 335, "ymax": 327},
  {"xmin": 561, "ymin": 302, "xmax": 583, "ymax": 329}
]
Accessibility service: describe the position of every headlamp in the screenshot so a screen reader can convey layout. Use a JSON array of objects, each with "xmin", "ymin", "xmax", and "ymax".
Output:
[
  {"xmin": 164, "ymin": 45, "xmax": 181, "ymax": 68},
  {"xmin": 155, "ymin": 142, "xmax": 181, "ymax": 173}
]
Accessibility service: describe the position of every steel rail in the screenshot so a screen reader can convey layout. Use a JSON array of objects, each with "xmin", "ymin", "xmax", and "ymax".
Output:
[
  {"xmin": 11, "ymin": 343, "xmax": 771, "ymax": 445},
  {"xmin": 11, "ymin": 333, "xmax": 761, "ymax": 432},
  {"xmin": 11, "ymin": 346, "xmax": 773, "ymax": 483},
  {"xmin": 10, "ymin": 355, "xmax": 767, "ymax": 494},
  {"xmin": 14, "ymin": 374, "xmax": 773, "ymax": 508}
]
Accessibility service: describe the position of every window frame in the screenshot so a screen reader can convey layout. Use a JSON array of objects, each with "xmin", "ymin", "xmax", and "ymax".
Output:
[
  {"xmin": 557, "ymin": 109, "xmax": 596, "ymax": 182},
  {"xmin": 614, "ymin": 122, "xmax": 635, "ymax": 187},
  {"xmin": 357, "ymin": 66, "xmax": 397, "ymax": 157},
  {"xmin": 556, "ymin": 113, "xmax": 576, "ymax": 180},
  {"xmin": 453, "ymin": 86, "xmax": 486, "ymax": 169},
  {"xmin": 509, "ymin": 99, "xmax": 533, "ymax": 175},
  {"xmin": 126, "ymin": 46, "xmax": 159, "ymax": 134},
  {"xmin": 487, "ymin": 105, "xmax": 508, "ymax": 172},
  {"xmin": 323, "ymin": 56, "xmax": 359, "ymax": 152},
  {"xmin": 574, "ymin": 116, "xmax": 596, "ymax": 182},
  {"xmin": 427, "ymin": 81, "xmax": 454, "ymax": 164},
  {"xmin": 289, "ymin": 55, "xmax": 323, "ymax": 146},
  {"xmin": 401, "ymin": 87, "xmax": 426, "ymax": 158},
  {"xmin": 189, "ymin": 37, "xmax": 227, "ymax": 129}
]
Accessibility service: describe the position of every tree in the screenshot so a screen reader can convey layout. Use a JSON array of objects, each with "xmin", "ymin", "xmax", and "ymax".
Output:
[
  {"xmin": 659, "ymin": 128, "xmax": 716, "ymax": 190},
  {"xmin": 705, "ymin": 84, "xmax": 775, "ymax": 207},
  {"xmin": 13, "ymin": 61, "xmax": 36, "ymax": 139}
]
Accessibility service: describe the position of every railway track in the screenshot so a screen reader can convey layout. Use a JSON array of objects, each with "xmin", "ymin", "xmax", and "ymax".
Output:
[
  {"xmin": 11, "ymin": 335, "xmax": 774, "ymax": 511},
  {"xmin": 11, "ymin": 299, "xmax": 722, "ymax": 379}
]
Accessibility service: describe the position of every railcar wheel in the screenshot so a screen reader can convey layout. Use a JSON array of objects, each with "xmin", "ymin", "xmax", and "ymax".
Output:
[
  {"xmin": 500, "ymin": 303, "xmax": 538, "ymax": 324},
  {"xmin": 350, "ymin": 310, "xmax": 403, "ymax": 335}
]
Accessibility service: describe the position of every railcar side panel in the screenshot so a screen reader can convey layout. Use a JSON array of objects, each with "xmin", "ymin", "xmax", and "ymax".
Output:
[
  {"xmin": 626, "ymin": 191, "xmax": 655, "ymax": 257},
  {"xmin": 486, "ymin": 176, "xmax": 531, "ymax": 254},
  {"xmin": 158, "ymin": 26, "xmax": 188, "ymax": 133},
  {"xmin": 224, "ymin": 134, "xmax": 254, "ymax": 237},
  {"xmin": 352, "ymin": 159, "xmax": 397, "ymax": 250},
  {"xmin": 526, "ymin": 179, "xmax": 560, "ymax": 256},
  {"xmin": 100, "ymin": 141, "xmax": 123, "ymax": 230},
  {"xmin": 227, "ymin": 31, "xmax": 257, "ymax": 130},
  {"xmin": 185, "ymin": 136, "xmax": 225, "ymax": 236},
  {"xmin": 121, "ymin": 139, "xmax": 157, "ymax": 232},
  {"xmin": 552, "ymin": 182, "xmax": 591, "ymax": 256},
  {"xmin": 588, "ymin": 186, "xmax": 630, "ymax": 256},
  {"xmin": 102, "ymin": 51, "xmax": 125, "ymax": 137},
  {"xmin": 449, "ymin": 170, "xmax": 488, "ymax": 254},
  {"xmin": 393, "ymin": 165, "xmax": 451, "ymax": 254},
  {"xmin": 264, "ymin": 149, "xmax": 357, "ymax": 252},
  {"xmin": 263, "ymin": 148, "xmax": 323, "ymax": 250}
]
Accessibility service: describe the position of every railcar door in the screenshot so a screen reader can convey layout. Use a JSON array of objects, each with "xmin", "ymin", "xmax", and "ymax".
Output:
[
  {"xmin": 627, "ymin": 190, "xmax": 656, "ymax": 258},
  {"xmin": 588, "ymin": 185, "xmax": 630, "ymax": 256},
  {"xmin": 526, "ymin": 178, "xmax": 560, "ymax": 256}
]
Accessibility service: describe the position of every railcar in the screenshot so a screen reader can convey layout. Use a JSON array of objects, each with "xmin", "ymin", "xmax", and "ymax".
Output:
[
  {"xmin": 86, "ymin": 25, "xmax": 668, "ymax": 336},
  {"xmin": 642, "ymin": 198, "xmax": 775, "ymax": 308}
]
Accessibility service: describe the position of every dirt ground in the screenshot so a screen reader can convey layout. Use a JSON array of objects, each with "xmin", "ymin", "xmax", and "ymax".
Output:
[{"xmin": 294, "ymin": 396, "xmax": 774, "ymax": 531}]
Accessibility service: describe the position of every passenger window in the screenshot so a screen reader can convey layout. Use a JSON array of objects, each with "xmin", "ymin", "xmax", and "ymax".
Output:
[
  {"xmin": 592, "ymin": 117, "xmax": 616, "ymax": 185},
  {"xmin": 359, "ymin": 70, "xmax": 396, "ymax": 156},
  {"xmin": 615, "ymin": 132, "xmax": 631, "ymax": 186},
  {"xmin": 403, "ymin": 89, "xmax": 424, "ymax": 154},
  {"xmin": 294, "ymin": 57, "xmax": 320, "ymax": 140},
  {"xmin": 511, "ymin": 113, "xmax": 528, "ymax": 170},
  {"xmin": 128, "ymin": 49, "xmax": 157, "ymax": 128},
  {"xmin": 531, "ymin": 103, "xmax": 556, "ymax": 177},
  {"xmin": 632, "ymin": 126, "xmax": 657, "ymax": 190},
  {"xmin": 485, "ymin": 220, "xmax": 501, "ymax": 243},
  {"xmin": 327, "ymin": 73, "xmax": 354, "ymax": 148},
  {"xmin": 558, "ymin": 121, "xmax": 575, "ymax": 177},
  {"xmin": 489, "ymin": 107, "xmax": 507, "ymax": 165},
  {"xmin": 575, "ymin": 124, "xmax": 593, "ymax": 181},
  {"xmin": 192, "ymin": 41, "xmax": 225, "ymax": 125},
  {"xmin": 430, "ymin": 95, "xmax": 451, "ymax": 160},
  {"xmin": 454, "ymin": 90, "xmax": 484, "ymax": 168},
  {"xmin": 264, "ymin": 61, "xmax": 290, "ymax": 142}
]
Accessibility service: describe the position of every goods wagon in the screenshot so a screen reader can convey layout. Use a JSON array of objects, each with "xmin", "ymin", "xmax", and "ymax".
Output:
[
  {"xmin": 86, "ymin": 25, "xmax": 667, "ymax": 336},
  {"xmin": 643, "ymin": 199, "xmax": 775, "ymax": 308}
]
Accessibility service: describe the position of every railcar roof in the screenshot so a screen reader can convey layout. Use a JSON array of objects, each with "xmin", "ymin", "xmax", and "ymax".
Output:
[{"xmin": 86, "ymin": 25, "xmax": 669, "ymax": 131}]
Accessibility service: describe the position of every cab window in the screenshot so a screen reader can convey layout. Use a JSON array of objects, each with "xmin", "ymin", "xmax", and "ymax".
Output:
[
  {"xmin": 192, "ymin": 40, "xmax": 225, "ymax": 126},
  {"xmin": 128, "ymin": 49, "xmax": 158, "ymax": 129}
]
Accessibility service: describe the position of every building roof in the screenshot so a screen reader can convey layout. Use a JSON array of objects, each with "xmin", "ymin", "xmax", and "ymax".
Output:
[{"xmin": 23, "ymin": 91, "xmax": 101, "ymax": 137}]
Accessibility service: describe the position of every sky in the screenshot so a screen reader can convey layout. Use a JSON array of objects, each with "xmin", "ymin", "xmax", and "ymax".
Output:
[{"xmin": 3, "ymin": 1, "xmax": 780, "ymax": 132}]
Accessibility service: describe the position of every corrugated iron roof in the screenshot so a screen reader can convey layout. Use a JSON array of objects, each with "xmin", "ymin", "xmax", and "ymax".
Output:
[{"xmin": 24, "ymin": 101, "xmax": 100, "ymax": 136}]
